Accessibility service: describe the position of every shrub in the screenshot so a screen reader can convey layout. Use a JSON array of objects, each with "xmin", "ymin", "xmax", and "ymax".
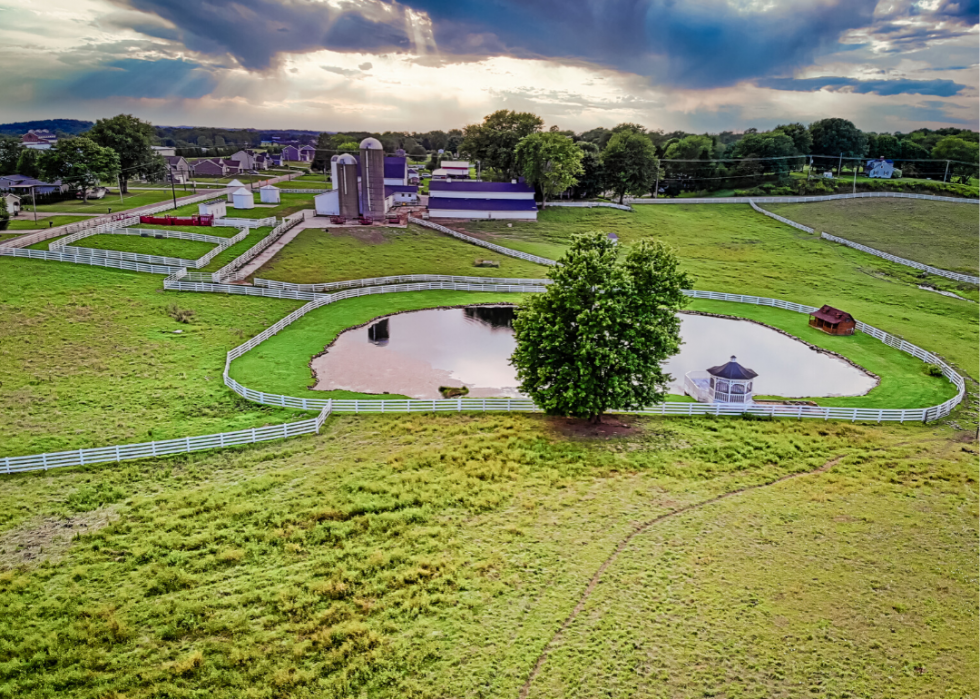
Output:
[
  {"xmin": 165, "ymin": 302, "xmax": 195, "ymax": 324},
  {"xmin": 923, "ymin": 364, "xmax": 944, "ymax": 377}
]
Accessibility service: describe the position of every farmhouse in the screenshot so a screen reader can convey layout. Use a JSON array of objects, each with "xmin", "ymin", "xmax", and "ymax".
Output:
[
  {"xmin": 222, "ymin": 159, "xmax": 243, "ymax": 174},
  {"xmin": 21, "ymin": 129, "xmax": 57, "ymax": 150},
  {"xmin": 427, "ymin": 180, "xmax": 538, "ymax": 220},
  {"xmin": 165, "ymin": 156, "xmax": 192, "ymax": 184},
  {"xmin": 283, "ymin": 145, "xmax": 314, "ymax": 162},
  {"xmin": 385, "ymin": 184, "xmax": 419, "ymax": 205},
  {"xmin": 0, "ymin": 174, "xmax": 67, "ymax": 196},
  {"xmin": 230, "ymin": 149, "xmax": 269, "ymax": 170},
  {"xmin": 808, "ymin": 305, "xmax": 856, "ymax": 335},
  {"xmin": 191, "ymin": 159, "xmax": 228, "ymax": 177},
  {"xmin": 865, "ymin": 157, "xmax": 895, "ymax": 179},
  {"xmin": 440, "ymin": 161, "xmax": 471, "ymax": 179}
]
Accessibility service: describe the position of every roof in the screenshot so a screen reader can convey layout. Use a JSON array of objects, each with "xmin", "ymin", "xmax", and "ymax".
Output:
[
  {"xmin": 259, "ymin": 185, "xmax": 279, "ymax": 191},
  {"xmin": 707, "ymin": 356, "xmax": 758, "ymax": 380},
  {"xmin": 429, "ymin": 180, "xmax": 534, "ymax": 194},
  {"xmin": 440, "ymin": 161, "xmax": 470, "ymax": 168},
  {"xmin": 427, "ymin": 198, "xmax": 538, "ymax": 211},
  {"xmin": 359, "ymin": 137, "xmax": 383, "ymax": 150},
  {"xmin": 164, "ymin": 156, "xmax": 185, "ymax": 165},
  {"xmin": 808, "ymin": 305, "xmax": 855, "ymax": 324},
  {"xmin": 232, "ymin": 187, "xmax": 251, "ymax": 195},
  {"xmin": 385, "ymin": 184, "xmax": 418, "ymax": 195},
  {"xmin": 384, "ymin": 158, "xmax": 407, "ymax": 180},
  {"xmin": 226, "ymin": 179, "xmax": 245, "ymax": 187}
]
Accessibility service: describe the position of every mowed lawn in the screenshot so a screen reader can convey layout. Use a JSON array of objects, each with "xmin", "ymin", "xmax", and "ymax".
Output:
[
  {"xmin": 460, "ymin": 205, "xmax": 979, "ymax": 377},
  {"xmin": 69, "ymin": 234, "xmax": 217, "ymax": 260},
  {"xmin": 0, "ymin": 413, "xmax": 974, "ymax": 698},
  {"xmin": 171, "ymin": 192, "xmax": 318, "ymax": 220},
  {"xmin": 250, "ymin": 225, "xmax": 550, "ymax": 284},
  {"xmin": 4, "ymin": 214, "xmax": 94, "ymax": 230},
  {"xmin": 32, "ymin": 190, "xmax": 180, "ymax": 214},
  {"xmin": 765, "ymin": 199, "xmax": 980, "ymax": 275},
  {"xmin": 0, "ymin": 257, "xmax": 304, "ymax": 457}
]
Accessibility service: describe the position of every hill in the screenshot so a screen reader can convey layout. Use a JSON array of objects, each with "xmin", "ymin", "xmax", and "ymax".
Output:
[{"xmin": 0, "ymin": 119, "xmax": 93, "ymax": 137}]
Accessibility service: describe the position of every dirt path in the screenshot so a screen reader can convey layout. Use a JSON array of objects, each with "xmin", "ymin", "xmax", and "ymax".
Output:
[{"xmin": 517, "ymin": 455, "xmax": 843, "ymax": 699}]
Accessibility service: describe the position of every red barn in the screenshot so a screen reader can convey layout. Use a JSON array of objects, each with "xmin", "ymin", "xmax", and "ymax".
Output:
[{"xmin": 808, "ymin": 305, "xmax": 856, "ymax": 336}]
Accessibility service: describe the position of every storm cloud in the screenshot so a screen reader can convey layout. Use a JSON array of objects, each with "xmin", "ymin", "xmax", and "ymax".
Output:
[{"xmin": 757, "ymin": 76, "xmax": 968, "ymax": 97}]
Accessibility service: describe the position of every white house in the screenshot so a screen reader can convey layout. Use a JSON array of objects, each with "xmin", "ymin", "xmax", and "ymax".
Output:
[
  {"xmin": 231, "ymin": 187, "xmax": 255, "ymax": 209},
  {"xmin": 151, "ymin": 145, "xmax": 177, "ymax": 157},
  {"xmin": 198, "ymin": 199, "xmax": 227, "ymax": 218},
  {"xmin": 440, "ymin": 161, "xmax": 470, "ymax": 179},
  {"xmin": 259, "ymin": 185, "xmax": 281, "ymax": 204},
  {"xmin": 385, "ymin": 184, "xmax": 419, "ymax": 206},
  {"xmin": 427, "ymin": 180, "xmax": 537, "ymax": 220},
  {"xmin": 865, "ymin": 157, "xmax": 895, "ymax": 179}
]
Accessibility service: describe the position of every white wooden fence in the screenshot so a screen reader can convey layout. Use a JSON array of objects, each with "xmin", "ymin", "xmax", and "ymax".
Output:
[
  {"xmin": 409, "ymin": 217, "xmax": 556, "ymax": 266},
  {"xmin": 57, "ymin": 229, "xmax": 248, "ymax": 270},
  {"xmin": 0, "ymin": 404, "xmax": 332, "ymax": 475},
  {"xmin": 626, "ymin": 192, "xmax": 979, "ymax": 205},
  {"xmin": 254, "ymin": 273, "xmax": 552, "ymax": 293},
  {"xmin": 546, "ymin": 201, "xmax": 633, "ymax": 211},
  {"xmin": 0, "ymin": 246, "xmax": 182, "ymax": 274},
  {"xmin": 212, "ymin": 216, "xmax": 303, "ymax": 282},
  {"xmin": 214, "ymin": 216, "xmax": 276, "ymax": 228},
  {"xmin": 748, "ymin": 200, "xmax": 815, "ymax": 233},
  {"xmin": 278, "ymin": 188, "xmax": 329, "ymax": 194},
  {"xmin": 821, "ymin": 233, "xmax": 979, "ymax": 285}
]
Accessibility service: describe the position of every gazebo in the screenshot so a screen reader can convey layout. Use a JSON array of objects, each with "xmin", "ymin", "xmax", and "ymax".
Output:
[{"xmin": 684, "ymin": 356, "xmax": 758, "ymax": 404}]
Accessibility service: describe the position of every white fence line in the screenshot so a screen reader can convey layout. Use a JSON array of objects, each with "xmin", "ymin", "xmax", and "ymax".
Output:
[
  {"xmin": 278, "ymin": 188, "xmax": 329, "ymax": 194},
  {"xmin": 546, "ymin": 201, "xmax": 633, "ymax": 211},
  {"xmin": 821, "ymin": 233, "xmax": 979, "ymax": 285},
  {"xmin": 56, "ymin": 229, "xmax": 248, "ymax": 270},
  {"xmin": 95, "ymin": 227, "xmax": 238, "ymax": 245},
  {"xmin": 212, "ymin": 216, "xmax": 303, "ymax": 282},
  {"xmin": 254, "ymin": 273, "xmax": 553, "ymax": 293},
  {"xmin": 214, "ymin": 216, "xmax": 277, "ymax": 228},
  {"xmin": 0, "ymin": 403, "xmax": 332, "ymax": 475},
  {"xmin": 219, "ymin": 283, "xmax": 964, "ymax": 425},
  {"xmin": 0, "ymin": 247, "xmax": 182, "ymax": 274},
  {"xmin": 748, "ymin": 200, "xmax": 815, "ymax": 233},
  {"xmin": 626, "ymin": 192, "xmax": 979, "ymax": 205},
  {"xmin": 408, "ymin": 216, "xmax": 557, "ymax": 266}
]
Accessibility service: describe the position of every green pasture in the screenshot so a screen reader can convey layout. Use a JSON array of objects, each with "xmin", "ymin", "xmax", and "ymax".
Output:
[
  {"xmin": 71, "ymin": 234, "xmax": 216, "ymax": 260},
  {"xmin": 170, "ymin": 192, "xmax": 318, "ymax": 220},
  {"xmin": 199, "ymin": 227, "xmax": 276, "ymax": 273},
  {"xmin": 3, "ymin": 214, "xmax": 93, "ymax": 230},
  {"xmin": 32, "ymin": 191, "xmax": 178, "ymax": 214}
]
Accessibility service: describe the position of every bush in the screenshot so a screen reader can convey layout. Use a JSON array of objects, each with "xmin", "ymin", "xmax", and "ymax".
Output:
[
  {"xmin": 923, "ymin": 364, "xmax": 944, "ymax": 378},
  {"xmin": 165, "ymin": 302, "xmax": 195, "ymax": 324}
]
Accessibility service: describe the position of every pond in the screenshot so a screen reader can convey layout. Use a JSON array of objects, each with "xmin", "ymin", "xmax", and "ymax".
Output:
[{"xmin": 311, "ymin": 305, "xmax": 878, "ymax": 400}]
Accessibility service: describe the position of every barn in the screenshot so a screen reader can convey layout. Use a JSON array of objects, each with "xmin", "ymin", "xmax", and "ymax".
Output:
[
  {"xmin": 808, "ymin": 305, "xmax": 856, "ymax": 335},
  {"xmin": 427, "ymin": 180, "xmax": 538, "ymax": 220}
]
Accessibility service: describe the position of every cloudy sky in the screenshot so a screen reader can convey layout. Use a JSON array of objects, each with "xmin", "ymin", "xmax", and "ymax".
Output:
[{"xmin": 1, "ymin": 0, "xmax": 977, "ymax": 133}]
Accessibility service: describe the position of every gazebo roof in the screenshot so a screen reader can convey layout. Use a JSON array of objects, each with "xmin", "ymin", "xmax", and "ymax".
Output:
[{"xmin": 707, "ymin": 356, "xmax": 758, "ymax": 380}]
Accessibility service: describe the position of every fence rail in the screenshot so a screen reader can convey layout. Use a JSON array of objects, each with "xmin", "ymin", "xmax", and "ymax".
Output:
[
  {"xmin": 546, "ymin": 201, "xmax": 633, "ymax": 211},
  {"xmin": 254, "ymin": 273, "xmax": 553, "ymax": 293},
  {"xmin": 408, "ymin": 217, "xmax": 557, "ymax": 266},
  {"xmin": 625, "ymin": 192, "xmax": 979, "ymax": 205},
  {"xmin": 214, "ymin": 216, "xmax": 277, "ymax": 228},
  {"xmin": 748, "ymin": 200, "xmax": 815, "ymax": 233},
  {"xmin": 56, "ymin": 228, "xmax": 248, "ymax": 270},
  {"xmin": 212, "ymin": 216, "xmax": 303, "ymax": 282},
  {"xmin": 821, "ymin": 233, "xmax": 979, "ymax": 285},
  {"xmin": 0, "ymin": 247, "xmax": 182, "ymax": 274},
  {"xmin": 278, "ymin": 188, "xmax": 329, "ymax": 194}
]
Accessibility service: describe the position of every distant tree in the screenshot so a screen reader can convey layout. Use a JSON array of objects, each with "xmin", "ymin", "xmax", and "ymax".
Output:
[
  {"xmin": 514, "ymin": 132, "xmax": 584, "ymax": 204},
  {"xmin": 662, "ymin": 135, "xmax": 717, "ymax": 190},
  {"xmin": 579, "ymin": 127, "xmax": 613, "ymax": 149},
  {"xmin": 446, "ymin": 129, "xmax": 464, "ymax": 155},
  {"xmin": 311, "ymin": 132, "xmax": 333, "ymax": 173},
  {"xmin": 663, "ymin": 134, "xmax": 714, "ymax": 161},
  {"xmin": 572, "ymin": 142, "xmax": 606, "ymax": 199},
  {"xmin": 38, "ymin": 137, "xmax": 120, "ymax": 202},
  {"xmin": 611, "ymin": 122, "xmax": 647, "ymax": 135},
  {"xmin": 809, "ymin": 118, "xmax": 868, "ymax": 173},
  {"xmin": 728, "ymin": 132, "xmax": 797, "ymax": 179},
  {"xmin": 511, "ymin": 231, "xmax": 692, "ymax": 423},
  {"xmin": 899, "ymin": 140, "xmax": 930, "ymax": 160},
  {"xmin": 88, "ymin": 114, "xmax": 159, "ymax": 193},
  {"xmin": 773, "ymin": 123, "xmax": 812, "ymax": 155},
  {"xmin": 602, "ymin": 131, "xmax": 659, "ymax": 203},
  {"xmin": 15, "ymin": 148, "xmax": 41, "ymax": 178},
  {"xmin": 931, "ymin": 136, "xmax": 979, "ymax": 179},
  {"xmin": 460, "ymin": 110, "xmax": 543, "ymax": 179},
  {"xmin": 409, "ymin": 143, "xmax": 427, "ymax": 157},
  {"xmin": 0, "ymin": 136, "xmax": 22, "ymax": 176}
]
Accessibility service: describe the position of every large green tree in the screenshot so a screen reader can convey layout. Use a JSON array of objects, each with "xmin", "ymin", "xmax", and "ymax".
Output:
[
  {"xmin": 0, "ymin": 137, "xmax": 22, "ymax": 176},
  {"xmin": 514, "ymin": 132, "xmax": 584, "ymax": 204},
  {"xmin": 38, "ymin": 137, "xmax": 120, "ymax": 202},
  {"xmin": 511, "ymin": 231, "xmax": 691, "ymax": 422},
  {"xmin": 87, "ymin": 114, "xmax": 161, "ymax": 192},
  {"xmin": 15, "ymin": 148, "xmax": 41, "ymax": 179},
  {"xmin": 809, "ymin": 118, "xmax": 868, "ymax": 174},
  {"xmin": 602, "ymin": 131, "xmax": 659, "ymax": 203},
  {"xmin": 459, "ymin": 110, "xmax": 543, "ymax": 179},
  {"xmin": 572, "ymin": 141, "xmax": 606, "ymax": 199},
  {"xmin": 773, "ymin": 123, "xmax": 813, "ymax": 155},
  {"xmin": 931, "ymin": 136, "xmax": 979, "ymax": 179}
]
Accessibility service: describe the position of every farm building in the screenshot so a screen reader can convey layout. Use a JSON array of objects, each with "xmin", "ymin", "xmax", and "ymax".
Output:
[
  {"xmin": 808, "ymin": 305, "xmax": 856, "ymax": 335},
  {"xmin": 198, "ymin": 199, "xmax": 227, "ymax": 218},
  {"xmin": 315, "ymin": 141, "xmax": 402, "ymax": 218},
  {"xmin": 21, "ymin": 129, "xmax": 57, "ymax": 150},
  {"xmin": 231, "ymin": 187, "xmax": 255, "ymax": 209},
  {"xmin": 259, "ymin": 185, "xmax": 281, "ymax": 203},
  {"xmin": 283, "ymin": 145, "xmax": 315, "ymax": 162},
  {"xmin": 865, "ymin": 157, "xmax": 895, "ymax": 179},
  {"xmin": 427, "ymin": 180, "xmax": 538, "ymax": 220},
  {"xmin": 3, "ymin": 193, "xmax": 21, "ymax": 215},
  {"xmin": 222, "ymin": 159, "xmax": 243, "ymax": 174},
  {"xmin": 164, "ymin": 156, "xmax": 192, "ymax": 184},
  {"xmin": 224, "ymin": 179, "xmax": 246, "ymax": 202},
  {"xmin": 0, "ymin": 174, "xmax": 67, "ymax": 196},
  {"xmin": 385, "ymin": 184, "xmax": 419, "ymax": 205},
  {"xmin": 440, "ymin": 161, "xmax": 471, "ymax": 179},
  {"xmin": 151, "ymin": 145, "xmax": 176, "ymax": 156},
  {"xmin": 191, "ymin": 159, "xmax": 232, "ymax": 177}
]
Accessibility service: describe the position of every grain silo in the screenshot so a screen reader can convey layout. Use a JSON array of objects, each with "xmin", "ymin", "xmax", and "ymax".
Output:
[
  {"xmin": 336, "ymin": 153, "xmax": 359, "ymax": 218},
  {"xmin": 359, "ymin": 137, "xmax": 386, "ymax": 219},
  {"xmin": 330, "ymin": 155, "xmax": 340, "ymax": 190}
]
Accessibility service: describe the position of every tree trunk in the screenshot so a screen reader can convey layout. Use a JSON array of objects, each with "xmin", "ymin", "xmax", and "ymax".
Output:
[
  {"xmin": 120, "ymin": 176, "xmax": 129, "ymax": 194},
  {"xmin": 589, "ymin": 413, "xmax": 602, "ymax": 424},
  {"xmin": 618, "ymin": 191, "xmax": 624, "ymax": 204}
]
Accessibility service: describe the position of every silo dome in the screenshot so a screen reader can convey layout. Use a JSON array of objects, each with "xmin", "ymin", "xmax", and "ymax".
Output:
[
  {"xmin": 330, "ymin": 155, "xmax": 340, "ymax": 162},
  {"xmin": 336, "ymin": 153, "xmax": 356, "ymax": 164},
  {"xmin": 359, "ymin": 137, "xmax": 383, "ymax": 150}
]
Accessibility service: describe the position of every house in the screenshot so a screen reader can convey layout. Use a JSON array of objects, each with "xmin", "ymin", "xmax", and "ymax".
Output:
[
  {"xmin": 222, "ymin": 159, "xmax": 243, "ymax": 174},
  {"xmin": 21, "ymin": 129, "xmax": 57, "ymax": 150},
  {"xmin": 383, "ymin": 157, "xmax": 408, "ymax": 185},
  {"xmin": 427, "ymin": 180, "xmax": 537, "ymax": 220},
  {"xmin": 808, "ymin": 305, "xmax": 856, "ymax": 336},
  {"xmin": 191, "ymin": 159, "xmax": 227, "ymax": 177},
  {"xmin": 267, "ymin": 152, "xmax": 284, "ymax": 167},
  {"xmin": 384, "ymin": 184, "xmax": 419, "ymax": 206},
  {"xmin": 283, "ymin": 145, "xmax": 314, "ymax": 162},
  {"xmin": 151, "ymin": 145, "xmax": 176, "ymax": 157},
  {"xmin": 865, "ymin": 157, "xmax": 895, "ymax": 179},
  {"xmin": 165, "ymin": 156, "xmax": 192, "ymax": 184},
  {"xmin": 0, "ymin": 174, "xmax": 67, "ymax": 196},
  {"xmin": 3, "ymin": 193, "xmax": 21, "ymax": 215},
  {"xmin": 299, "ymin": 145, "xmax": 316, "ymax": 162},
  {"xmin": 253, "ymin": 153, "xmax": 269, "ymax": 170},
  {"xmin": 230, "ymin": 149, "xmax": 269, "ymax": 170},
  {"xmin": 440, "ymin": 161, "xmax": 471, "ymax": 179},
  {"xmin": 407, "ymin": 168, "xmax": 420, "ymax": 185},
  {"xmin": 282, "ymin": 145, "xmax": 301, "ymax": 162}
]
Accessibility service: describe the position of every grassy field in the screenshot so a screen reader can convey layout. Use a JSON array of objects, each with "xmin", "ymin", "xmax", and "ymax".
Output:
[
  {"xmin": 4, "ymin": 215, "xmax": 93, "ymax": 230},
  {"xmin": 199, "ymin": 227, "xmax": 275, "ymax": 272},
  {"xmin": 0, "ymin": 258, "xmax": 304, "ymax": 457},
  {"xmin": 252, "ymin": 225, "xmax": 549, "ymax": 284},
  {"xmin": 765, "ymin": 199, "xmax": 979, "ymax": 275},
  {"xmin": 171, "ymin": 192, "xmax": 318, "ymax": 220},
  {"xmin": 458, "ymin": 205, "xmax": 979, "ymax": 377},
  {"xmin": 70, "ymin": 234, "xmax": 216, "ymax": 260},
  {"xmin": 286, "ymin": 174, "xmax": 331, "ymax": 188},
  {"xmin": 32, "ymin": 191, "xmax": 178, "ymax": 214},
  {"xmin": 0, "ymin": 413, "xmax": 974, "ymax": 698}
]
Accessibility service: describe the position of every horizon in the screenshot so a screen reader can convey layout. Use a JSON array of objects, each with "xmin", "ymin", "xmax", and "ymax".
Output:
[{"xmin": 1, "ymin": 0, "xmax": 977, "ymax": 133}]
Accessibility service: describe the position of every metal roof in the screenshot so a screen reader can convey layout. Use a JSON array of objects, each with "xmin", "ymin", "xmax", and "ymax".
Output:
[
  {"xmin": 707, "ymin": 356, "xmax": 758, "ymax": 380},
  {"xmin": 808, "ymin": 305, "xmax": 855, "ymax": 324},
  {"xmin": 429, "ymin": 180, "xmax": 534, "ymax": 193},
  {"xmin": 427, "ymin": 198, "xmax": 538, "ymax": 211}
]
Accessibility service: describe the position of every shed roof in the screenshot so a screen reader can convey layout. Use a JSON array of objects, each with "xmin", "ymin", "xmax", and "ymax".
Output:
[
  {"xmin": 707, "ymin": 356, "xmax": 758, "ymax": 380},
  {"xmin": 429, "ymin": 180, "xmax": 534, "ymax": 194},
  {"xmin": 427, "ymin": 198, "xmax": 538, "ymax": 211},
  {"xmin": 384, "ymin": 184, "xmax": 418, "ymax": 195},
  {"xmin": 226, "ymin": 179, "xmax": 245, "ymax": 187},
  {"xmin": 808, "ymin": 305, "xmax": 855, "ymax": 324}
]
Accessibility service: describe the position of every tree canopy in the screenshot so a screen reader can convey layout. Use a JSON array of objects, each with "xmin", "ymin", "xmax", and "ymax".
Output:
[
  {"xmin": 809, "ymin": 118, "xmax": 868, "ymax": 160},
  {"xmin": 512, "ymin": 231, "xmax": 691, "ymax": 421},
  {"xmin": 514, "ymin": 132, "xmax": 584, "ymax": 204},
  {"xmin": 0, "ymin": 137, "xmax": 22, "ymax": 176},
  {"xmin": 39, "ymin": 137, "xmax": 120, "ymax": 201},
  {"xmin": 88, "ymin": 114, "xmax": 161, "ymax": 192},
  {"xmin": 602, "ymin": 131, "xmax": 659, "ymax": 202},
  {"xmin": 931, "ymin": 136, "xmax": 979, "ymax": 179},
  {"xmin": 460, "ymin": 110, "xmax": 543, "ymax": 180}
]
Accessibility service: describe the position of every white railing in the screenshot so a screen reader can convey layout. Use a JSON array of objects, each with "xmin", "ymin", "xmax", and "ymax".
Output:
[
  {"xmin": 279, "ymin": 188, "xmax": 329, "ymax": 194},
  {"xmin": 0, "ymin": 191, "xmax": 224, "ymax": 249},
  {"xmin": 211, "ymin": 216, "xmax": 303, "ymax": 282},
  {"xmin": 0, "ymin": 247, "xmax": 182, "ymax": 274},
  {"xmin": 748, "ymin": 200, "xmax": 815, "ymax": 233},
  {"xmin": 821, "ymin": 233, "xmax": 979, "ymax": 285},
  {"xmin": 214, "ymin": 216, "xmax": 276, "ymax": 228},
  {"xmin": 683, "ymin": 371, "xmax": 713, "ymax": 403},
  {"xmin": 546, "ymin": 201, "xmax": 633, "ymax": 211},
  {"xmin": 0, "ymin": 403, "xmax": 332, "ymax": 475},
  {"xmin": 85, "ymin": 227, "xmax": 238, "ymax": 245},
  {"xmin": 56, "ymin": 228, "xmax": 248, "ymax": 270},
  {"xmin": 254, "ymin": 273, "xmax": 553, "ymax": 293},
  {"xmin": 627, "ymin": 192, "xmax": 979, "ymax": 205},
  {"xmin": 409, "ymin": 216, "xmax": 557, "ymax": 266}
]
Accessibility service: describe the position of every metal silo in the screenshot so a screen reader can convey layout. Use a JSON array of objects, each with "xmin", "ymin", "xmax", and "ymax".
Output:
[
  {"xmin": 330, "ymin": 155, "xmax": 340, "ymax": 190},
  {"xmin": 336, "ymin": 154, "xmax": 359, "ymax": 218},
  {"xmin": 359, "ymin": 137, "xmax": 386, "ymax": 219}
]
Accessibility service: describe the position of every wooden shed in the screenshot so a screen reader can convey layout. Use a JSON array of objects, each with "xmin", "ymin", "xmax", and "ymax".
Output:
[{"xmin": 808, "ymin": 305, "xmax": 856, "ymax": 336}]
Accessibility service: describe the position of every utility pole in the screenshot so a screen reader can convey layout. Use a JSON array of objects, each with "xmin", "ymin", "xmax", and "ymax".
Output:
[
  {"xmin": 169, "ymin": 173, "xmax": 177, "ymax": 210},
  {"xmin": 653, "ymin": 167, "xmax": 660, "ymax": 198},
  {"xmin": 31, "ymin": 184, "xmax": 37, "ymax": 223},
  {"xmin": 943, "ymin": 160, "xmax": 950, "ymax": 182},
  {"xmin": 837, "ymin": 152, "xmax": 843, "ymax": 177},
  {"xmin": 116, "ymin": 174, "xmax": 124, "ymax": 203},
  {"xmin": 852, "ymin": 160, "xmax": 857, "ymax": 194}
]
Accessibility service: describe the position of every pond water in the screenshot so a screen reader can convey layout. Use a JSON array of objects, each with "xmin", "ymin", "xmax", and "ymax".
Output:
[{"xmin": 311, "ymin": 305, "xmax": 878, "ymax": 400}]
